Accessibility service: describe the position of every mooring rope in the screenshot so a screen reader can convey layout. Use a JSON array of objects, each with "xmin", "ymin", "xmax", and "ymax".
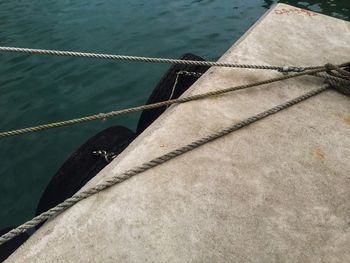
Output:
[
  {"xmin": 167, "ymin": 70, "xmax": 203, "ymax": 104},
  {"xmin": 0, "ymin": 66, "xmax": 343, "ymax": 139},
  {"xmin": 0, "ymin": 54, "xmax": 348, "ymax": 245},
  {"xmin": 0, "ymin": 46, "xmax": 325, "ymax": 72},
  {"xmin": 0, "ymin": 84, "xmax": 329, "ymax": 245},
  {"xmin": 313, "ymin": 64, "xmax": 350, "ymax": 96}
]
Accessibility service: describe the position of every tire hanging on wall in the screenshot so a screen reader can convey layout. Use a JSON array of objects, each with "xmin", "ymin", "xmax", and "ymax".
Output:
[{"xmin": 136, "ymin": 53, "xmax": 209, "ymax": 134}]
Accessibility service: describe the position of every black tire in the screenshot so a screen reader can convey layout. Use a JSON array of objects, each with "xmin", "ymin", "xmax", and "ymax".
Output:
[
  {"xmin": 36, "ymin": 126, "xmax": 136, "ymax": 217},
  {"xmin": 136, "ymin": 53, "xmax": 209, "ymax": 135}
]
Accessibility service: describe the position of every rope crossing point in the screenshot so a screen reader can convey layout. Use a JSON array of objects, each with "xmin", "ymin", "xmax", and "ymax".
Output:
[
  {"xmin": 0, "ymin": 44, "xmax": 349, "ymax": 246},
  {"xmin": 0, "ymin": 63, "xmax": 349, "ymax": 245},
  {"xmin": 0, "ymin": 84, "xmax": 329, "ymax": 245}
]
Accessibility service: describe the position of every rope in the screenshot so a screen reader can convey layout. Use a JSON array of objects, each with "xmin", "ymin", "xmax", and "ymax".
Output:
[
  {"xmin": 177, "ymin": 70, "xmax": 204, "ymax": 78},
  {"xmin": 325, "ymin": 63, "xmax": 350, "ymax": 78},
  {"xmin": 168, "ymin": 70, "xmax": 204, "ymax": 104},
  {"xmin": 0, "ymin": 43, "xmax": 348, "ymax": 247},
  {"xmin": 313, "ymin": 65, "xmax": 350, "ymax": 96},
  {"xmin": 0, "ymin": 84, "xmax": 328, "ymax": 246},
  {"xmin": 0, "ymin": 66, "xmax": 336, "ymax": 139},
  {"xmin": 167, "ymin": 72, "xmax": 181, "ymax": 102},
  {"xmin": 0, "ymin": 46, "xmax": 325, "ymax": 72}
]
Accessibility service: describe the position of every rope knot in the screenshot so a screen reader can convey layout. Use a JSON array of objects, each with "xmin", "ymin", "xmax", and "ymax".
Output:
[
  {"xmin": 324, "ymin": 63, "xmax": 336, "ymax": 74},
  {"xmin": 323, "ymin": 63, "xmax": 350, "ymax": 96}
]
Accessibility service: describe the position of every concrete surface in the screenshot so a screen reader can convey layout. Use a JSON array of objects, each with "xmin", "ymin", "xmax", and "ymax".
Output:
[{"xmin": 7, "ymin": 3, "xmax": 350, "ymax": 262}]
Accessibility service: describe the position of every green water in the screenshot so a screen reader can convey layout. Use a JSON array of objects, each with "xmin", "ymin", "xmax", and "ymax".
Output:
[{"xmin": 0, "ymin": 0, "xmax": 349, "ymax": 229}]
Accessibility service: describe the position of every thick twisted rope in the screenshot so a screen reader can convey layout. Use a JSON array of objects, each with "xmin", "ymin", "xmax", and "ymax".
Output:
[
  {"xmin": 0, "ymin": 46, "xmax": 323, "ymax": 72},
  {"xmin": 325, "ymin": 63, "xmax": 350, "ymax": 78},
  {"xmin": 0, "ymin": 67, "xmax": 336, "ymax": 139},
  {"xmin": 314, "ymin": 73, "xmax": 350, "ymax": 95},
  {"xmin": 0, "ymin": 84, "xmax": 328, "ymax": 245},
  {"xmin": 313, "ymin": 64, "xmax": 350, "ymax": 96}
]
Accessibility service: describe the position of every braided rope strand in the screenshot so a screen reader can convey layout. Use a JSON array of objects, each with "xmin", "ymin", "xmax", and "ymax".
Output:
[
  {"xmin": 0, "ymin": 67, "xmax": 330, "ymax": 139},
  {"xmin": 0, "ymin": 85, "xmax": 328, "ymax": 245},
  {"xmin": 0, "ymin": 46, "xmax": 324, "ymax": 71}
]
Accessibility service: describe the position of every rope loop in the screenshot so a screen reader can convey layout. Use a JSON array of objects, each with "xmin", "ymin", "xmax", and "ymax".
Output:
[
  {"xmin": 324, "ymin": 63, "xmax": 335, "ymax": 74},
  {"xmin": 323, "ymin": 63, "xmax": 350, "ymax": 96}
]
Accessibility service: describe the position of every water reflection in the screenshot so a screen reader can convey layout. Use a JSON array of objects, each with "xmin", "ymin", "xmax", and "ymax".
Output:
[
  {"xmin": 262, "ymin": 0, "xmax": 274, "ymax": 9},
  {"xmin": 262, "ymin": 0, "xmax": 349, "ymax": 20}
]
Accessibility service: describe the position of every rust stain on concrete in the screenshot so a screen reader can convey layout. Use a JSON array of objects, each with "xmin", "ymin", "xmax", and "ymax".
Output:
[
  {"xmin": 342, "ymin": 116, "xmax": 350, "ymax": 125},
  {"xmin": 311, "ymin": 148, "xmax": 326, "ymax": 160}
]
